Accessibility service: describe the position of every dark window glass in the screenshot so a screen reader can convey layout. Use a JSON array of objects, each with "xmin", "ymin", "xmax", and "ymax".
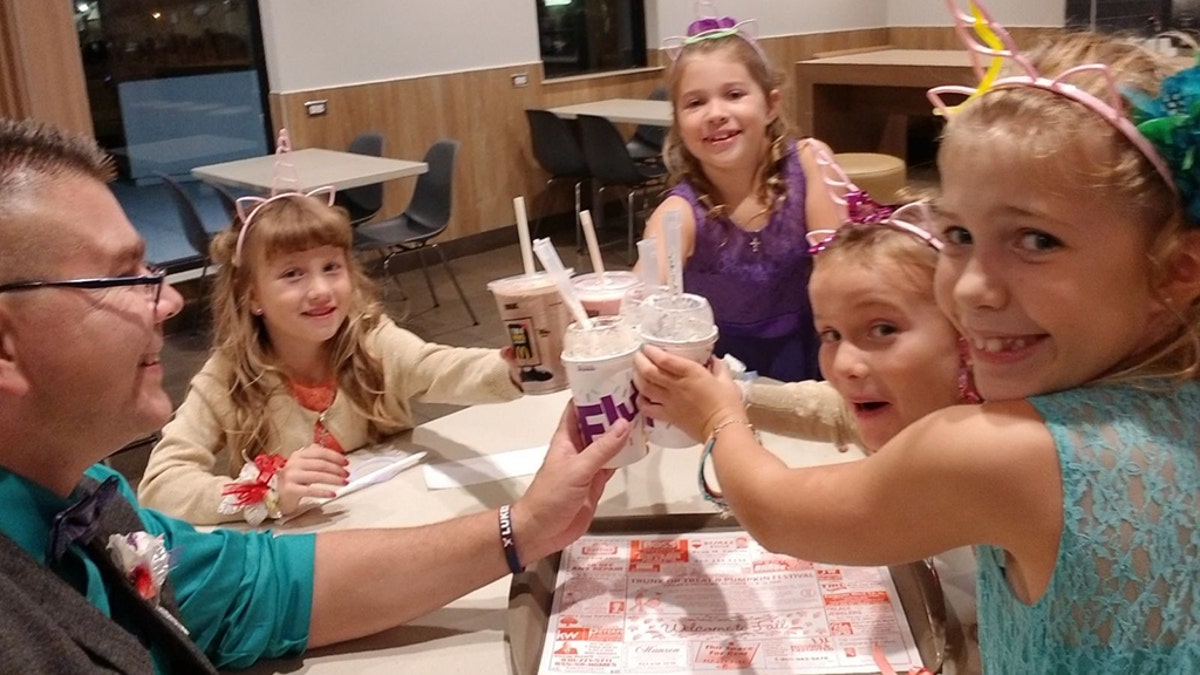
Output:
[
  {"xmin": 1064, "ymin": 0, "xmax": 1176, "ymax": 34},
  {"xmin": 536, "ymin": 0, "xmax": 647, "ymax": 79}
]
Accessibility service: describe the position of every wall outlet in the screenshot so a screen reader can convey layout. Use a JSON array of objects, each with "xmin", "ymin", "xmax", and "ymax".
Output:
[
  {"xmin": 511, "ymin": 72, "xmax": 529, "ymax": 88},
  {"xmin": 304, "ymin": 99, "xmax": 328, "ymax": 117}
]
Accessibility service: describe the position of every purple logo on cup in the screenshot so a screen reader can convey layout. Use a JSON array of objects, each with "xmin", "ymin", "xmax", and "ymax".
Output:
[{"xmin": 577, "ymin": 381, "xmax": 640, "ymax": 444}]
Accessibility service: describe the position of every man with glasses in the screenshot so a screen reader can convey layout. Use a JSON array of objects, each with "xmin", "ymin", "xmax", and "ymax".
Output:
[{"xmin": 0, "ymin": 117, "xmax": 631, "ymax": 672}]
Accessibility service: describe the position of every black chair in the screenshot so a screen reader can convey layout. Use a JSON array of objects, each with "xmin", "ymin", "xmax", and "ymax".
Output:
[
  {"xmin": 626, "ymin": 86, "xmax": 668, "ymax": 164},
  {"xmin": 525, "ymin": 109, "xmax": 591, "ymax": 248},
  {"xmin": 576, "ymin": 114, "xmax": 667, "ymax": 263},
  {"xmin": 353, "ymin": 139, "xmax": 479, "ymax": 325},
  {"xmin": 336, "ymin": 132, "xmax": 386, "ymax": 226},
  {"xmin": 210, "ymin": 182, "xmax": 241, "ymax": 228},
  {"xmin": 157, "ymin": 173, "xmax": 216, "ymax": 283}
]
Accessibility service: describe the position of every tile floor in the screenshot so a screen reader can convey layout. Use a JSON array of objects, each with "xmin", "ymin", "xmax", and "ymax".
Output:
[{"xmin": 107, "ymin": 232, "xmax": 633, "ymax": 485}]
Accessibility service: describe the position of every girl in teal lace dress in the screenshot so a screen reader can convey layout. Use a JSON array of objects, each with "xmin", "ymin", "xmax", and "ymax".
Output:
[{"xmin": 633, "ymin": 5, "xmax": 1200, "ymax": 673}]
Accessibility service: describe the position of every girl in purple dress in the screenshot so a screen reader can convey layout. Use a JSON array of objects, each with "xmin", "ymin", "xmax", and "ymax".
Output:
[{"xmin": 639, "ymin": 14, "xmax": 844, "ymax": 381}]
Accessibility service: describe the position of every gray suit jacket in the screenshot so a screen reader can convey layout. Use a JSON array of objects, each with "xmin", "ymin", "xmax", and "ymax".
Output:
[{"xmin": 0, "ymin": 477, "xmax": 218, "ymax": 674}]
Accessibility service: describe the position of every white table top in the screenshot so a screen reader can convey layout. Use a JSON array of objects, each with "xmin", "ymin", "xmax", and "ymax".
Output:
[
  {"xmin": 547, "ymin": 98, "xmax": 672, "ymax": 127},
  {"xmin": 230, "ymin": 391, "xmax": 976, "ymax": 674},
  {"xmin": 192, "ymin": 148, "xmax": 428, "ymax": 192}
]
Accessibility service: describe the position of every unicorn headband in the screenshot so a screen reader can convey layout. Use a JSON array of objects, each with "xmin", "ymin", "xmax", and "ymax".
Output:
[
  {"xmin": 232, "ymin": 128, "xmax": 336, "ymax": 267},
  {"xmin": 927, "ymin": 0, "xmax": 1176, "ymax": 193},
  {"xmin": 805, "ymin": 147, "xmax": 942, "ymax": 255},
  {"xmin": 661, "ymin": 0, "xmax": 767, "ymax": 64}
]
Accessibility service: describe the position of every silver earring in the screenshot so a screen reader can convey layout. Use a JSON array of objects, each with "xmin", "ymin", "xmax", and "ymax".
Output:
[{"xmin": 251, "ymin": 307, "xmax": 263, "ymax": 315}]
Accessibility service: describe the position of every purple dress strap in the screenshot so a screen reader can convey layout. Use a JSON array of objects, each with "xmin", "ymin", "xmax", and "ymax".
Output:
[{"xmin": 671, "ymin": 140, "xmax": 820, "ymax": 381}]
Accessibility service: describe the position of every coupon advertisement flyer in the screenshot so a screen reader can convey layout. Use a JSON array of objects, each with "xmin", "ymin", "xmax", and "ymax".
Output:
[{"xmin": 536, "ymin": 531, "xmax": 923, "ymax": 674}]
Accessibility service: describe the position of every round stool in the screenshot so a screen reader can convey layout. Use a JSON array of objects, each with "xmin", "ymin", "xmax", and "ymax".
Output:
[{"xmin": 833, "ymin": 152, "xmax": 906, "ymax": 204}]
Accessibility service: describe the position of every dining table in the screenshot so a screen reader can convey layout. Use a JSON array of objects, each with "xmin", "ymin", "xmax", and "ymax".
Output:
[
  {"xmin": 224, "ymin": 389, "xmax": 978, "ymax": 675},
  {"xmin": 192, "ymin": 147, "xmax": 428, "ymax": 192},
  {"xmin": 547, "ymin": 98, "xmax": 672, "ymax": 127},
  {"xmin": 794, "ymin": 49, "xmax": 975, "ymax": 163}
]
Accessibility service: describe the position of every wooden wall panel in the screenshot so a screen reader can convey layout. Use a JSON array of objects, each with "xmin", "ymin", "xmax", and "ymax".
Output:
[
  {"xmin": 0, "ymin": 0, "xmax": 92, "ymax": 134},
  {"xmin": 269, "ymin": 28, "xmax": 900, "ymax": 245},
  {"xmin": 887, "ymin": 25, "xmax": 1058, "ymax": 50}
]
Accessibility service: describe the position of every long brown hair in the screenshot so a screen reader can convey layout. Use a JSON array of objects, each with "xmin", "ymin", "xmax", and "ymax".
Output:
[
  {"xmin": 662, "ymin": 35, "xmax": 791, "ymax": 222},
  {"xmin": 208, "ymin": 194, "xmax": 404, "ymax": 470}
]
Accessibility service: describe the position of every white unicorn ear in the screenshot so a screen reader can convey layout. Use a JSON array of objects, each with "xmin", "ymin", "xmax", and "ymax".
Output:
[
  {"xmin": 733, "ymin": 19, "xmax": 758, "ymax": 42},
  {"xmin": 306, "ymin": 185, "xmax": 337, "ymax": 206},
  {"xmin": 805, "ymin": 229, "xmax": 837, "ymax": 249},
  {"xmin": 662, "ymin": 36, "xmax": 686, "ymax": 62},
  {"xmin": 235, "ymin": 195, "xmax": 266, "ymax": 225},
  {"xmin": 1051, "ymin": 63, "xmax": 1129, "ymax": 117}
]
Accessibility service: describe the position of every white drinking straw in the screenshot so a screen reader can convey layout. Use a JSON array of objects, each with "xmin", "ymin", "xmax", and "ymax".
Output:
[
  {"xmin": 636, "ymin": 237, "xmax": 659, "ymax": 286},
  {"xmin": 532, "ymin": 237, "xmax": 592, "ymax": 329},
  {"xmin": 579, "ymin": 209, "xmax": 607, "ymax": 280},
  {"xmin": 513, "ymin": 196, "xmax": 535, "ymax": 276},
  {"xmin": 663, "ymin": 208, "xmax": 684, "ymax": 297}
]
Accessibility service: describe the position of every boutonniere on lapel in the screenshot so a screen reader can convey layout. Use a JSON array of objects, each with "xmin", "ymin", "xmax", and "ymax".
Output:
[
  {"xmin": 219, "ymin": 453, "xmax": 287, "ymax": 525},
  {"xmin": 105, "ymin": 531, "xmax": 171, "ymax": 603}
]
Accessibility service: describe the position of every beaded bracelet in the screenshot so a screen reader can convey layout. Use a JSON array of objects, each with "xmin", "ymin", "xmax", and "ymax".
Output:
[
  {"xmin": 498, "ymin": 504, "xmax": 523, "ymax": 574},
  {"xmin": 697, "ymin": 418, "xmax": 758, "ymax": 513}
]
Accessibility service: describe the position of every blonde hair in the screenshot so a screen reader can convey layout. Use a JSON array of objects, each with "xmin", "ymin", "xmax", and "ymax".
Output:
[
  {"xmin": 663, "ymin": 35, "xmax": 791, "ymax": 222},
  {"xmin": 208, "ymin": 194, "xmax": 404, "ymax": 470},
  {"xmin": 938, "ymin": 31, "xmax": 1200, "ymax": 384},
  {"xmin": 813, "ymin": 225, "xmax": 939, "ymax": 299}
]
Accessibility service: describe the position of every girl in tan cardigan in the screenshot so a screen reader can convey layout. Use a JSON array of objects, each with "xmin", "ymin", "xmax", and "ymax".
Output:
[{"xmin": 139, "ymin": 190, "xmax": 520, "ymax": 525}]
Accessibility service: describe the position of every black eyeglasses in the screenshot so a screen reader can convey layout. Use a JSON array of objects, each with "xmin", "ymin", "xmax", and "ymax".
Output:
[{"xmin": 0, "ymin": 264, "xmax": 167, "ymax": 308}]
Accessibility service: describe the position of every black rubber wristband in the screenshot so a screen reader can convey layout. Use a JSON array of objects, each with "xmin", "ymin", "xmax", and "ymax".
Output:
[{"xmin": 498, "ymin": 504, "xmax": 523, "ymax": 573}]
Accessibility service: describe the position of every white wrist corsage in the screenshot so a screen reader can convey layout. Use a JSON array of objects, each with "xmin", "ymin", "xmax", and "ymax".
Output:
[
  {"xmin": 219, "ymin": 453, "xmax": 286, "ymax": 525},
  {"xmin": 106, "ymin": 531, "xmax": 188, "ymax": 634}
]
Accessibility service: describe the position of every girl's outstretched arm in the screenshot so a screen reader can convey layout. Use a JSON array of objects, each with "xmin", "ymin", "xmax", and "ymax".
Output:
[
  {"xmin": 636, "ymin": 195, "xmax": 697, "ymax": 282},
  {"xmin": 797, "ymin": 138, "xmax": 847, "ymax": 229},
  {"xmin": 634, "ymin": 346, "xmax": 1064, "ymax": 597}
]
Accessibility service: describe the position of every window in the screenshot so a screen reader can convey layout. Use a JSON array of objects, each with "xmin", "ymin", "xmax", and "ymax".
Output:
[
  {"xmin": 1064, "ymin": 0, "xmax": 1173, "ymax": 33},
  {"xmin": 536, "ymin": 0, "xmax": 647, "ymax": 79}
]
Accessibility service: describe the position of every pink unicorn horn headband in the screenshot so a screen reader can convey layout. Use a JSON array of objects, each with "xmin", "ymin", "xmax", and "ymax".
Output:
[
  {"xmin": 232, "ymin": 129, "xmax": 336, "ymax": 267},
  {"xmin": 926, "ymin": 0, "xmax": 1175, "ymax": 193},
  {"xmin": 805, "ymin": 145, "xmax": 942, "ymax": 254}
]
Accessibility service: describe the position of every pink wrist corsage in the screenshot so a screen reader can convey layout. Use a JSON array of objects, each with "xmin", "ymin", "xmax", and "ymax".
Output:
[{"xmin": 219, "ymin": 453, "xmax": 286, "ymax": 525}]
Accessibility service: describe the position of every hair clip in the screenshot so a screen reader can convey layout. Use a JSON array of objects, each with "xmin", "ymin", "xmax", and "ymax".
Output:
[
  {"xmin": 231, "ymin": 129, "xmax": 337, "ymax": 267},
  {"xmin": 662, "ymin": 1, "xmax": 765, "ymax": 64},
  {"xmin": 927, "ymin": 0, "xmax": 1175, "ymax": 191},
  {"xmin": 805, "ymin": 145, "xmax": 941, "ymax": 254}
]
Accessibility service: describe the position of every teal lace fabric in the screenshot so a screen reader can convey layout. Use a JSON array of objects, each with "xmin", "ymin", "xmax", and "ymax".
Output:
[{"xmin": 976, "ymin": 381, "xmax": 1200, "ymax": 673}]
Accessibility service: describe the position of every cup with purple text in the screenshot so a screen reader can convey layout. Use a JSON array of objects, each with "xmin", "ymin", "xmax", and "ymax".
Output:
[{"xmin": 561, "ymin": 315, "xmax": 649, "ymax": 468}]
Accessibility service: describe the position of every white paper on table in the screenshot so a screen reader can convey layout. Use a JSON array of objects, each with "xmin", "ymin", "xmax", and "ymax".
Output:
[
  {"xmin": 279, "ymin": 444, "xmax": 427, "ymax": 523},
  {"xmin": 422, "ymin": 445, "xmax": 548, "ymax": 490},
  {"xmin": 537, "ymin": 531, "xmax": 925, "ymax": 674}
]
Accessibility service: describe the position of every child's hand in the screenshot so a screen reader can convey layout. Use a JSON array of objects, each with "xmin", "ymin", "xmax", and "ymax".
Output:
[
  {"xmin": 633, "ymin": 344, "xmax": 747, "ymax": 442},
  {"xmin": 275, "ymin": 444, "xmax": 350, "ymax": 516},
  {"xmin": 499, "ymin": 346, "xmax": 523, "ymax": 389}
]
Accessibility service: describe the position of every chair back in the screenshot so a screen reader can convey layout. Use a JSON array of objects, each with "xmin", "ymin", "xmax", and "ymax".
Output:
[
  {"xmin": 633, "ymin": 87, "xmax": 668, "ymax": 150},
  {"xmin": 576, "ymin": 114, "xmax": 645, "ymax": 185},
  {"xmin": 337, "ymin": 132, "xmax": 385, "ymax": 225},
  {"xmin": 210, "ymin": 182, "xmax": 241, "ymax": 227},
  {"xmin": 404, "ymin": 139, "xmax": 460, "ymax": 235},
  {"xmin": 157, "ymin": 173, "xmax": 213, "ymax": 259},
  {"xmin": 525, "ymin": 109, "xmax": 589, "ymax": 178}
]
